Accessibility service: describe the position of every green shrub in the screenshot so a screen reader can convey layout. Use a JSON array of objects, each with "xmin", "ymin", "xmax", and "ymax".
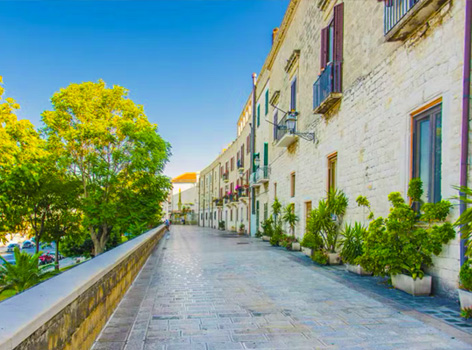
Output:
[
  {"xmin": 282, "ymin": 203, "xmax": 299, "ymax": 237},
  {"xmin": 312, "ymin": 250, "xmax": 328, "ymax": 265},
  {"xmin": 461, "ymin": 308, "xmax": 472, "ymax": 319},
  {"xmin": 339, "ymin": 222, "xmax": 366, "ymax": 265},
  {"xmin": 357, "ymin": 179, "xmax": 455, "ymax": 280},
  {"xmin": 460, "ymin": 261, "xmax": 472, "ymax": 291},
  {"xmin": 301, "ymin": 231, "xmax": 322, "ymax": 249},
  {"xmin": 270, "ymin": 234, "xmax": 281, "ymax": 246},
  {"xmin": 261, "ymin": 217, "xmax": 274, "ymax": 237},
  {"xmin": 218, "ymin": 220, "xmax": 225, "ymax": 230}
]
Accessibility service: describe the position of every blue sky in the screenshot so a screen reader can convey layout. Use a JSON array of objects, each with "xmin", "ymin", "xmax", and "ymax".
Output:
[{"xmin": 0, "ymin": 0, "xmax": 289, "ymax": 178}]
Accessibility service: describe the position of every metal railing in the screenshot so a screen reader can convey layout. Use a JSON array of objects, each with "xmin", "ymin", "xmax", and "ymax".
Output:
[
  {"xmin": 384, "ymin": 0, "xmax": 420, "ymax": 34},
  {"xmin": 237, "ymin": 187, "xmax": 249, "ymax": 198},
  {"xmin": 275, "ymin": 114, "xmax": 291, "ymax": 141},
  {"xmin": 249, "ymin": 166, "xmax": 270, "ymax": 186},
  {"xmin": 237, "ymin": 159, "xmax": 244, "ymax": 169},
  {"xmin": 313, "ymin": 61, "xmax": 342, "ymax": 111}
]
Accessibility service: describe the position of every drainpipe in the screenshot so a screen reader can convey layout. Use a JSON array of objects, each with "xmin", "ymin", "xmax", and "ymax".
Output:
[
  {"xmin": 460, "ymin": 0, "xmax": 472, "ymax": 266},
  {"xmin": 250, "ymin": 73, "xmax": 257, "ymax": 236}
]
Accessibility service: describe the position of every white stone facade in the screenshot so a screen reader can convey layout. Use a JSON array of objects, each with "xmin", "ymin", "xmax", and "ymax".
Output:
[{"xmin": 199, "ymin": 0, "xmax": 468, "ymax": 296}]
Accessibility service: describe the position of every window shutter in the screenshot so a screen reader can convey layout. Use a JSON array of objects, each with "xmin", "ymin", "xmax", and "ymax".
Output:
[
  {"xmin": 263, "ymin": 142, "xmax": 269, "ymax": 167},
  {"xmin": 246, "ymin": 135, "xmax": 250, "ymax": 153},
  {"xmin": 333, "ymin": 3, "xmax": 344, "ymax": 63},
  {"xmin": 273, "ymin": 111, "xmax": 278, "ymax": 140},
  {"xmin": 320, "ymin": 26, "xmax": 328, "ymax": 70}
]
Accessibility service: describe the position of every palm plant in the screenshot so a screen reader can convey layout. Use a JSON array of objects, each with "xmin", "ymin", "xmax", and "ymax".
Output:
[
  {"xmin": 339, "ymin": 222, "xmax": 367, "ymax": 264},
  {"xmin": 282, "ymin": 203, "xmax": 299, "ymax": 238},
  {"xmin": 0, "ymin": 247, "xmax": 54, "ymax": 293},
  {"xmin": 454, "ymin": 186, "xmax": 472, "ymax": 258}
]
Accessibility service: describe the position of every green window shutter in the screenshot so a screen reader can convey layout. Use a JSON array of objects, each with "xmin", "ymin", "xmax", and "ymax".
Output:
[
  {"xmin": 265, "ymin": 90, "xmax": 269, "ymax": 115},
  {"xmin": 263, "ymin": 142, "xmax": 268, "ymax": 166},
  {"xmin": 257, "ymin": 104, "xmax": 260, "ymax": 127}
]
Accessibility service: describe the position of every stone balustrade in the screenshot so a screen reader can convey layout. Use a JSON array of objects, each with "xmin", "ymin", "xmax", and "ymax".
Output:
[{"xmin": 0, "ymin": 225, "xmax": 166, "ymax": 350}]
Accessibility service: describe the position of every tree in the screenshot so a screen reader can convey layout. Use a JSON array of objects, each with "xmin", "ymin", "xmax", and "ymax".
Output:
[
  {"xmin": 0, "ymin": 247, "xmax": 54, "ymax": 293},
  {"xmin": 42, "ymin": 80, "xmax": 171, "ymax": 255},
  {"xmin": 0, "ymin": 76, "xmax": 48, "ymax": 245},
  {"xmin": 282, "ymin": 203, "xmax": 299, "ymax": 237},
  {"xmin": 43, "ymin": 174, "xmax": 82, "ymax": 270}
]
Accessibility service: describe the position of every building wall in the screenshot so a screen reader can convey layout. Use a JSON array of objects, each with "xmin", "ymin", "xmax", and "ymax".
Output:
[{"xmin": 198, "ymin": 0, "xmax": 466, "ymax": 296}]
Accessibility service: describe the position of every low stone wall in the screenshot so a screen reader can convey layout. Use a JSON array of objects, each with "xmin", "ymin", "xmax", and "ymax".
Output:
[{"xmin": 0, "ymin": 225, "xmax": 166, "ymax": 350}]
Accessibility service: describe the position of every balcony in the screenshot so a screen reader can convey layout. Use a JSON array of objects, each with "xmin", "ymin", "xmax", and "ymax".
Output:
[
  {"xmin": 214, "ymin": 198, "xmax": 223, "ymax": 208},
  {"xmin": 249, "ymin": 166, "xmax": 270, "ymax": 188},
  {"xmin": 383, "ymin": 0, "xmax": 449, "ymax": 41},
  {"xmin": 237, "ymin": 187, "xmax": 249, "ymax": 203},
  {"xmin": 237, "ymin": 159, "xmax": 244, "ymax": 170},
  {"xmin": 313, "ymin": 61, "xmax": 342, "ymax": 114},
  {"xmin": 275, "ymin": 114, "xmax": 297, "ymax": 148},
  {"xmin": 222, "ymin": 171, "xmax": 229, "ymax": 183}
]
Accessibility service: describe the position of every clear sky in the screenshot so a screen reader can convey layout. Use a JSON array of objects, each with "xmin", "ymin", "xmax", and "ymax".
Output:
[{"xmin": 0, "ymin": 0, "xmax": 290, "ymax": 179}]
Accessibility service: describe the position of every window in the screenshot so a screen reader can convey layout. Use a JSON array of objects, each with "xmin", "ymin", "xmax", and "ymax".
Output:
[
  {"xmin": 241, "ymin": 207, "xmax": 244, "ymax": 221},
  {"xmin": 412, "ymin": 104, "xmax": 442, "ymax": 203},
  {"xmin": 265, "ymin": 89, "xmax": 269, "ymax": 115},
  {"xmin": 328, "ymin": 153, "xmax": 337, "ymax": 191},
  {"xmin": 214, "ymin": 212, "xmax": 216, "ymax": 219},
  {"xmin": 305, "ymin": 201, "xmax": 312, "ymax": 232},
  {"xmin": 290, "ymin": 78, "xmax": 297, "ymax": 111},
  {"xmin": 320, "ymin": 3, "xmax": 343, "ymax": 71},
  {"xmin": 263, "ymin": 202, "xmax": 268, "ymax": 221},
  {"xmin": 230, "ymin": 209, "xmax": 233, "ymax": 221},
  {"xmin": 273, "ymin": 110, "xmax": 278, "ymax": 141},
  {"xmin": 290, "ymin": 172, "xmax": 296, "ymax": 197},
  {"xmin": 257, "ymin": 104, "xmax": 261, "ymax": 127}
]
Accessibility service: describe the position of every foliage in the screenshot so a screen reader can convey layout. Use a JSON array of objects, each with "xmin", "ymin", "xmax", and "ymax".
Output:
[
  {"xmin": 255, "ymin": 230, "xmax": 263, "ymax": 238},
  {"xmin": 356, "ymin": 195, "xmax": 374, "ymax": 220},
  {"xmin": 261, "ymin": 217, "xmax": 274, "ymax": 237},
  {"xmin": 0, "ymin": 247, "xmax": 54, "ymax": 292},
  {"xmin": 311, "ymin": 250, "xmax": 328, "ymax": 265},
  {"xmin": 454, "ymin": 186, "xmax": 472, "ymax": 258},
  {"xmin": 272, "ymin": 197, "xmax": 282, "ymax": 224},
  {"xmin": 282, "ymin": 203, "xmax": 299, "ymax": 237},
  {"xmin": 300, "ymin": 231, "xmax": 322, "ymax": 250},
  {"xmin": 218, "ymin": 220, "xmax": 225, "ymax": 230},
  {"xmin": 358, "ymin": 179, "xmax": 455, "ymax": 279},
  {"xmin": 306, "ymin": 189, "xmax": 348, "ymax": 253},
  {"xmin": 42, "ymin": 80, "xmax": 171, "ymax": 255},
  {"xmin": 461, "ymin": 308, "xmax": 472, "ymax": 319},
  {"xmin": 270, "ymin": 233, "xmax": 283, "ymax": 246},
  {"xmin": 279, "ymin": 235, "xmax": 297, "ymax": 249},
  {"xmin": 407, "ymin": 178, "xmax": 423, "ymax": 203},
  {"xmin": 339, "ymin": 222, "xmax": 367, "ymax": 265},
  {"xmin": 61, "ymin": 231, "xmax": 94, "ymax": 258},
  {"xmin": 459, "ymin": 260, "xmax": 472, "ymax": 291}
]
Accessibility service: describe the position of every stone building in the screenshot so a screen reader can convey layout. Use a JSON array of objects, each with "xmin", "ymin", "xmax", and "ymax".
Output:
[
  {"xmin": 164, "ymin": 172, "xmax": 199, "ymax": 224},
  {"xmin": 199, "ymin": 0, "xmax": 470, "ymax": 296}
]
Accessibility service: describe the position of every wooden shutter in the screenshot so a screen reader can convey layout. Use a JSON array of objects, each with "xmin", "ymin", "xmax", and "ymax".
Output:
[
  {"xmin": 320, "ymin": 26, "xmax": 328, "ymax": 70},
  {"xmin": 246, "ymin": 135, "xmax": 250, "ymax": 153},
  {"xmin": 333, "ymin": 3, "xmax": 344, "ymax": 63},
  {"xmin": 273, "ymin": 111, "xmax": 278, "ymax": 140},
  {"xmin": 263, "ymin": 142, "xmax": 269, "ymax": 166}
]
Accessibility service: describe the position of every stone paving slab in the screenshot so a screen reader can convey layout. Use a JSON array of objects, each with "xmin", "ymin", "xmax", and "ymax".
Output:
[{"xmin": 93, "ymin": 226, "xmax": 472, "ymax": 350}]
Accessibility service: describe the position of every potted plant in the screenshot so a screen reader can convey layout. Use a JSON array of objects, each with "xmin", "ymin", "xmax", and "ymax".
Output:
[
  {"xmin": 218, "ymin": 220, "xmax": 225, "ymax": 231},
  {"xmin": 238, "ymin": 223, "xmax": 245, "ymax": 235},
  {"xmin": 357, "ymin": 179, "xmax": 455, "ymax": 296},
  {"xmin": 339, "ymin": 222, "xmax": 371, "ymax": 275},
  {"xmin": 300, "ymin": 231, "xmax": 321, "ymax": 257},
  {"xmin": 282, "ymin": 203, "xmax": 300, "ymax": 250},
  {"xmin": 261, "ymin": 217, "xmax": 274, "ymax": 241},
  {"xmin": 306, "ymin": 189, "xmax": 348, "ymax": 265},
  {"xmin": 454, "ymin": 186, "xmax": 472, "ymax": 317}
]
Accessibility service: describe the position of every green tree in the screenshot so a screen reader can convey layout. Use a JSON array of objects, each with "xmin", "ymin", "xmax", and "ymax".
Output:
[
  {"xmin": 0, "ymin": 247, "xmax": 54, "ymax": 293},
  {"xmin": 42, "ymin": 80, "xmax": 171, "ymax": 255},
  {"xmin": 282, "ymin": 203, "xmax": 299, "ymax": 237}
]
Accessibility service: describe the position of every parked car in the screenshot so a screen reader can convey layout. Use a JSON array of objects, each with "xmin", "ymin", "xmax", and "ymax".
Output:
[
  {"xmin": 21, "ymin": 240, "xmax": 35, "ymax": 249},
  {"xmin": 39, "ymin": 252, "xmax": 55, "ymax": 265},
  {"xmin": 6, "ymin": 243, "xmax": 20, "ymax": 252}
]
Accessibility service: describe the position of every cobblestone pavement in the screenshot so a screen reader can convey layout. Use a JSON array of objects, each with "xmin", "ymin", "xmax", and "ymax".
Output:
[{"xmin": 92, "ymin": 226, "xmax": 472, "ymax": 350}]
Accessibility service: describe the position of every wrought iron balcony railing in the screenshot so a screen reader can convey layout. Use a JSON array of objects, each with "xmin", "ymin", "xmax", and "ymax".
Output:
[
  {"xmin": 275, "ymin": 114, "xmax": 291, "ymax": 142},
  {"xmin": 313, "ymin": 61, "xmax": 342, "ymax": 114},
  {"xmin": 384, "ymin": 0, "xmax": 419, "ymax": 35}
]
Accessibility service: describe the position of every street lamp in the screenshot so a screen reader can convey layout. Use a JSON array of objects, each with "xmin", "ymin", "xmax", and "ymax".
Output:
[
  {"xmin": 268, "ymin": 105, "xmax": 316, "ymax": 143},
  {"xmin": 254, "ymin": 153, "xmax": 260, "ymax": 169},
  {"xmin": 286, "ymin": 111, "xmax": 297, "ymax": 133}
]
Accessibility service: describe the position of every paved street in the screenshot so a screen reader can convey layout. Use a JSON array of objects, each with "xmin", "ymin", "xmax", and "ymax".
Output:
[{"xmin": 93, "ymin": 226, "xmax": 472, "ymax": 350}]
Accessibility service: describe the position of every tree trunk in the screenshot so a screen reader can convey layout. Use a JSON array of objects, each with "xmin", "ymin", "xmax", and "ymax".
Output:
[
  {"xmin": 35, "ymin": 233, "xmax": 40, "ymax": 254},
  {"xmin": 55, "ymin": 240, "xmax": 59, "ymax": 271}
]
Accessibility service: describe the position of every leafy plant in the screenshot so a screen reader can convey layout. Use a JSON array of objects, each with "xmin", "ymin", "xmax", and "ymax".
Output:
[
  {"xmin": 300, "ymin": 231, "xmax": 322, "ymax": 250},
  {"xmin": 461, "ymin": 308, "xmax": 472, "ymax": 319},
  {"xmin": 454, "ymin": 186, "xmax": 472, "ymax": 258},
  {"xmin": 218, "ymin": 220, "xmax": 225, "ymax": 230},
  {"xmin": 459, "ymin": 260, "xmax": 472, "ymax": 291},
  {"xmin": 272, "ymin": 198, "xmax": 282, "ymax": 225},
  {"xmin": 339, "ymin": 222, "xmax": 367, "ymax": 265},
  {"xmin": 261, "ymin": 217, "xmax": 274, "ymax": 237},
  {"xmin": 358, "ymin": 179, "xmax": 455, "ymax": 279},
  {"xmin": 282, "ymin": 203, "xmax": 299, "ymax": 237},
  {"xmin": 270, "ymin": 233, "xmax": 282, "ymax": 246},
  {"xmin": 306, "ymin": 189, "xmax": 348, "ymax": 253},
  {"xmin": 0, "ymin": 247, "xmax": 55, "ymax": 293},
  {"xmin": 311, "ymin": 250, "xmax": 328, "ymax": 265},
  {"xmin": 356, "ymin": 195, "xmax": 374, "ymax": 220}
]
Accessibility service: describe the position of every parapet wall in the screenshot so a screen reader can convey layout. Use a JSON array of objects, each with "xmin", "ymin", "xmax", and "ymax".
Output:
[{"xmin": 0, "ymin": 226, "xmax": 165, "ymax": 350}]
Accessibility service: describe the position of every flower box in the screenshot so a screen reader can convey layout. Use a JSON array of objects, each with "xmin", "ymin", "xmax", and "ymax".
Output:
[
  {"xmin": 301, "ymin": 247, "xmax": 312, "ymax": 257},
  {"xmin": 262, "ymin": 235, "xmax": 271, "ymax": 242},
  {"xmin": 291, "ymin": 242, "xmax": 301, "ymax": 251},
  {"xmin": 345, "ymin": 263, "xmax": 372, "ymax": 276},
  {"xmin": 327, "ymin": 252, "xmax": 341, "ymax": 265},
  {"xmin": 391, "ymin": 273, "xmax": 432, "ymax": 296},
  {"xmin": 458, "ymin": 289, "xmax": 472, "ymax": 310}
]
